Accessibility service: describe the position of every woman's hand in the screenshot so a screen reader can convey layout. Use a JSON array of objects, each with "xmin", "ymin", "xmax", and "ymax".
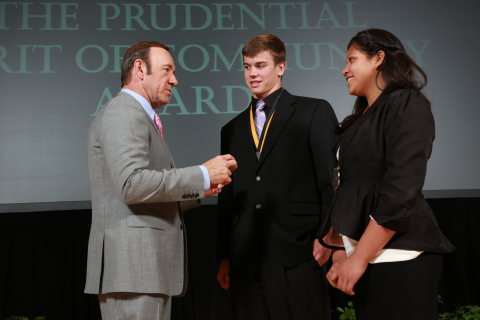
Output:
[
  {"xmin": 327, "ymin": 254, "xmax": 368, "ymax": 296},
  {"xmin": 327, "ymin": 250, "xmax": 347, "ymax": 289},
  {"xmin": 327, "ymin": 219, "xmax": 396, "ymax": 295}
]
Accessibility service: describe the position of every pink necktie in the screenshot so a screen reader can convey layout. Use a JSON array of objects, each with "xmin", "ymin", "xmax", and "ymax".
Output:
[{"xmin": 154, "ymin": 113, "xmax": 165, "ymax": 140}]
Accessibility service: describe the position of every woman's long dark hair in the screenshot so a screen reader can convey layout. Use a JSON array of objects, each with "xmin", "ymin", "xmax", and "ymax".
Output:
[{"xmin": 334, "ymin": 28, "xmax": 430, "ymax": 135}]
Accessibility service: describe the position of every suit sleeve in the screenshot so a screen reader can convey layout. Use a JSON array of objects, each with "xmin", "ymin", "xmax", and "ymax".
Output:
[
  {"xmin": 309, "ymin": 100, "xmax": 339, "ymax": 238},
  {"xmin": 216, "ymin": 125, "xmax": 233, "ymax": 260},
  {"xmin": 179, "ymin": 199, "xmax": 201, "ymax": 212},
  {"xmin": 100, "ymin": 99, "xmax": 204, "ymax": 205},
  {"xmin": 371, "ymin": 90, "xmax": 434, "ymax": 232}
]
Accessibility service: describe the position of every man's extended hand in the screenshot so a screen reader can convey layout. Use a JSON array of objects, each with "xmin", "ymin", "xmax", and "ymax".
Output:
[
  {"xmin": 204, "ymin": 184, "xmax": 224, "ymax": 197},
  {"xmin": 217, "ymin": 259, "xmax": 230, "ymax": 289},
  {"xmin": 312, "ymin": 239, "xmax": 332, "ymax": 267},
  {"xmin": 203, "ymin": 154, "xmax": 237, "ymax": 187}
]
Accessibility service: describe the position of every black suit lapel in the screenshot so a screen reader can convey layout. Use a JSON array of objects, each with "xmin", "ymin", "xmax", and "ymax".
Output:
[
  {"xmin": 339, "ymin": 91, "xmax": 388, "ymax": 168},
  {"xmin": 257, "ymin": 91, "xmax": 296, "ymax": 168}
]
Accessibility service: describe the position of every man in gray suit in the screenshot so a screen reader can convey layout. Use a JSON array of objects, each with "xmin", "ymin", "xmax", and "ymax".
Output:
[{"xmin": 85, "ymin": 41, "xmax": 237, "ymax": 320}]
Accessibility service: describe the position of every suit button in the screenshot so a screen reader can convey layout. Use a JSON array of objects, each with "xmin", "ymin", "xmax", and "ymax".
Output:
[
  {"xmin": 256, "ymin": 204, "xmax": 261, "ymax": 209},
  {"xmin": 256, "ymin": 176, "xmax": 261, "ymax": 181},
  {"xmin": 180, "ymin": 224, "xmax": 184, "ymax": 230}
]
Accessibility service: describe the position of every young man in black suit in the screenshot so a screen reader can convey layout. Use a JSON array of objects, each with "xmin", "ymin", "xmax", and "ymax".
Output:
[{"xmin": 216, "ymin": 34, "xmax": 338, "ymax": 320}]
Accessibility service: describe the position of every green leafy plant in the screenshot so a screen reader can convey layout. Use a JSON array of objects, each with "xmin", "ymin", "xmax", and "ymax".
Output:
[
  {"xmin": 439, "ymin": 305, "xmax": 480, "ymax": 320},
  {"xmin": 337, "ymin": 301, "xmax": 356, "ymax": 320},
  {"xmin": 438, "ymin": 296, "xmax": 480, "ymax": 320},
  {"xmin": 335, "ymin": 297, "xmax": 480, "ymax": 320}
]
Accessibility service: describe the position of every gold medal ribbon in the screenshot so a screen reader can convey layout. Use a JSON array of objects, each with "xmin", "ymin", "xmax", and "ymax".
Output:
[{"xmin": 250, "ymin": 104, "xmax": 275, "ymax": 152}]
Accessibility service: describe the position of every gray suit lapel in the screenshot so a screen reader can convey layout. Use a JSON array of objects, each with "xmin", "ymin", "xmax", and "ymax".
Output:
[{"xmin": 119, "ymin": 92, "xmax": 175, "ymax": 168}]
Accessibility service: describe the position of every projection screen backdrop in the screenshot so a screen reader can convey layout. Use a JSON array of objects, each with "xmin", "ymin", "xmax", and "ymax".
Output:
[{"xmin": 1, "ymin": 0, "xmax": 479, "ymax": 212}]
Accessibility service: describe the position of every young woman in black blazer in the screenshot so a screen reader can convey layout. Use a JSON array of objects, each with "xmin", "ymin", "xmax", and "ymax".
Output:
[{"xmin": 319, "ymin": 29, "xmax": 454, "ymax": 320}]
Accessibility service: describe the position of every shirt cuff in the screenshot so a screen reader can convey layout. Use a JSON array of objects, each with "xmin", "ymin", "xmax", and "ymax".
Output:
[{"xmin": 199, "ymin": 165, "xmax": 210, "ymax": 191}]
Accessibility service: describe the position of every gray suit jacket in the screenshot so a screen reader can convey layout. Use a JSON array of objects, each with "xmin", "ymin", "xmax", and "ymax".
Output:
[{"xmin": 84, "ymin": 91, "xmax": 204, "ymax": 296}]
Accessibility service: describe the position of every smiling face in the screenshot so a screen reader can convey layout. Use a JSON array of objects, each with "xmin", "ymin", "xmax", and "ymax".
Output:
[
  {"xmin": 243, "ymin": 51, "xmax": 285, "ymax": 100},
  {"xmin": 342, "ymin": 44, "xmax": 385, "ymax": 104},
  {"xmin": 142, "ymin": 47, "xmax": 178, "ymax": 108}
]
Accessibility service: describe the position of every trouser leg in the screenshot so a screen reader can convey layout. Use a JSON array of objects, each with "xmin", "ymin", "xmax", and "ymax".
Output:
[
  {"xmin": 230, "ymin": 242, "xmax": 330, "ymax": 320},
  {"xmin": 99, "ymin": 292, "xmax": 172, "ymax": 320},
  {"xmin": 352, "ymin": 252, "xmax": 443, "ymax": 320}
]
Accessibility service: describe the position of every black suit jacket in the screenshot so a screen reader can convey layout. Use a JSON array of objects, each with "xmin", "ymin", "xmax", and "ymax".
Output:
[
  {"xmin": 319, "ymin": 89, "xmax": 454, "ymax": 254},
  {"xmin": 217, "ymin": 89, "xmax": 338, "ymax": 277}
]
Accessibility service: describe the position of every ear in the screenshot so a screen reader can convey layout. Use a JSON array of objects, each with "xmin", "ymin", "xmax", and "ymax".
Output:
[
  {"xmin": 374, "ymin": 51, "xmax": 385, "ymax": 70},
  {"xmin": 277, "ymin": 61, "xmax": 286, "ymax": 77},
  {"xmin": 133, "ymin": 59, "xmax": 146, "ymax": 81}
]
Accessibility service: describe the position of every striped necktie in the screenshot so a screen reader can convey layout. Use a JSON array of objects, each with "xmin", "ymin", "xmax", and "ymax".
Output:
[
  {"xmin": 154, "ymin": 113, "xmax": 165, "ymax": 141},
  {"xmin": 254, "ymin": 100, "xmax": 266, "ymax": 141}
]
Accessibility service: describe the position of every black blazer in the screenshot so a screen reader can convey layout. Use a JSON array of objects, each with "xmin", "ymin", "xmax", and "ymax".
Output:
[
  {"xmin": 319, "ymin": 89, "xmax": 454, "ymax": 254},
  {"xmin": 217, "ymin": 90, "xmax": 338, "ymax": 277}
]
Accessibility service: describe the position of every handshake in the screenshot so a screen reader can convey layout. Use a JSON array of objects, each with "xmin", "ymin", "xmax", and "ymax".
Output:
[{"xmin": 202, "ymin": 154, "xmax": 237, "ymax": 197}]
